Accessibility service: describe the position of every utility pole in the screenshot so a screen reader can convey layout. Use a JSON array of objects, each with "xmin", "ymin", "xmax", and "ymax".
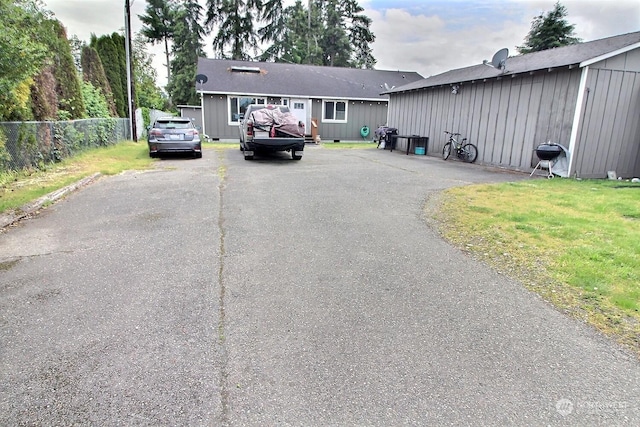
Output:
[{"xmin": 125, "ymin": 0, "xmax": 138, "ymax": 142}]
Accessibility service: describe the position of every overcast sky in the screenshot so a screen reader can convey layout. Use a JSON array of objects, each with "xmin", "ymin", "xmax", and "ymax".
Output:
[{"xmin": 43, "ymin": 0, "xmax": 640, "ymax": 87}]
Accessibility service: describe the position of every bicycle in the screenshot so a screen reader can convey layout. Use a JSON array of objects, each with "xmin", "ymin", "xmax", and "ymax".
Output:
[{"xmin": 442, "ymin": 131, "xmax": 478, "ymax": 163}]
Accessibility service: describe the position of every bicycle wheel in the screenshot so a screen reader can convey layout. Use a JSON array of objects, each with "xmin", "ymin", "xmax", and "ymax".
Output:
[
  {"xmin": 442, "ymin": 142, "xmax": 452, "ymax": 160},
  {"xmin": 461, "ymin": 143, "xmax": 478, "ymax": 163}
]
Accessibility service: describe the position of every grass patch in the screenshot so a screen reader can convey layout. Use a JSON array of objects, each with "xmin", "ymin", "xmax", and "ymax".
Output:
[
  {"xmin": 432, "ymin": 178, "xmax": 640, "ymax": 355},
  {"xmin": 321, "ymin": 141, "xmax": 377, "ymax": 149},
  {"xmin": 1, "ymin": 142, "xmax": 153, "ymax": 214}
]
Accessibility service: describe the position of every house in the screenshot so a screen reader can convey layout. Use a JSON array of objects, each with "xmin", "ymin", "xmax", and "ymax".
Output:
[
  {"xmin": 194, "ymin": 58, "xmax": 423, "ymax": 142},
  {"xmin": 383, "ymin": 31, "xmax": 640, "ymax": 178}
]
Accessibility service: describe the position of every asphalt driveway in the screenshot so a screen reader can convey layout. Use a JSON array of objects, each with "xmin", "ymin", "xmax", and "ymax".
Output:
[{"xmin": 1, "ymin": 146, "xmax": 638, "ymax": 425}]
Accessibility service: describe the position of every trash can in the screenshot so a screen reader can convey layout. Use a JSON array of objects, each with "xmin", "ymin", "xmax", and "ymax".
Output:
[
  {"xmin": 384, "ymin": 128, "xmax": 398, "ymax": 150},
  {"xmin": 413, "ymin": 136, "xmax": 428, "ymax": 155}
]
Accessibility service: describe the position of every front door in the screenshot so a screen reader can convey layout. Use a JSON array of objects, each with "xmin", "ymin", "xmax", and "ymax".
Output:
[{"xmin": 290, "ymin": 99, "xmax": 309, "ymax": 134}]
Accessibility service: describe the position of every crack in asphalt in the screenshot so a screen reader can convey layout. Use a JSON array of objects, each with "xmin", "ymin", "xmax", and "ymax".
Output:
[{"xmin": 215, "ymin": 149, "xmax": 230, "ymax": 426}]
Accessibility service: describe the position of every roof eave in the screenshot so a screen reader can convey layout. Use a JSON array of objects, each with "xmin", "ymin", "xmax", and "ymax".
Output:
[
  {"xmin": 580, "ymin": 41, "xmax": 640, "ymax": 67},
  {"xmin": 196, "ymin": 89, "xmax": 389, "ymax": 102}
]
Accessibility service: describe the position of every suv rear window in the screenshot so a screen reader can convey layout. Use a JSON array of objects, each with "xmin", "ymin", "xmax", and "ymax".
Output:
[{"xmin": 155, "ymin": 120, "xmax": 192, "ymax": 129}]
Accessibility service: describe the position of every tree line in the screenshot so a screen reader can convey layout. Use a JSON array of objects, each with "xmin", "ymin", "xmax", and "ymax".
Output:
[
  {"xmin": 0, "ymin": 0, "xmax": 579, "ymax": 123},
  {"xmin": 0, "ymin": 0, "xmax": 166, "ymax": 123},
  {"xmin": 140, "ymin": 0, "xmax": 376, "ymax": 106}
]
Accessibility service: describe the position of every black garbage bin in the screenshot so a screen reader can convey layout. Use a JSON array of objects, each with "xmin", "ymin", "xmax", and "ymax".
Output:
[{"xmin": 384, "ymin": 128, "xmax": 398, "ymax": 150}]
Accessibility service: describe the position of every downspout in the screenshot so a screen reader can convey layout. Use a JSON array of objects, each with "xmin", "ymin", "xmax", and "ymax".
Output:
[
  {"xmin": 200, "ymin": 92, "xmax": 206, "ymax": 138},
  {"xmin": 567, "ymin": 65, "xmax": 590, "ymax": 177}
]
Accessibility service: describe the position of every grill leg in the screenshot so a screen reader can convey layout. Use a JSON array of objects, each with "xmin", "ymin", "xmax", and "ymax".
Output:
[{"xmin": 530, "ymin": 161, "xmax": 542, "ymax": 177}]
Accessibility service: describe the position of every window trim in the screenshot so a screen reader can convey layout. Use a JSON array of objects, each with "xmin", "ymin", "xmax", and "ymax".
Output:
[
  {"xmin": 228, "ymin": 96, "xmax": 267, "ymax": 125},
  {"xmin": 322, "ymin": 100, "xmax": 348, "ymax": 123}
]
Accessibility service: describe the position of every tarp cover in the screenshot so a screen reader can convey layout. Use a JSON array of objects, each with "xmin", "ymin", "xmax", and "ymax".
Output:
[
  {"xmin": 549, "ymin": 144, "xmax": 571, "ymax": 177},
  {"xmin": 250, "ymin": 108, "xmax": 304, "ymax": 137}
]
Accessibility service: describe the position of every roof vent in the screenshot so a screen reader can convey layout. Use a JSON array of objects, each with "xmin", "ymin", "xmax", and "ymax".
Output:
[{"xmin": 230, "ymin": 66, "xmax": 261, "ymax": 73}]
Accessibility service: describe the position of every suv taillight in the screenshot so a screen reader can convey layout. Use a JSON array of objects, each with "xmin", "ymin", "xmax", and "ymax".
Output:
[{"xmin": 247, "ymin": 123, "xmax": 253, "ymax": 136}]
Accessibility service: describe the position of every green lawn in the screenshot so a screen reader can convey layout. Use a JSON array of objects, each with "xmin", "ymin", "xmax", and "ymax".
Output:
[
  {"xmin": 433, "ymin": 178, "xmax": 640, "ymax": 355},
  {"xmin": 1, "ymin": 142, "xmax": 154, "ymax": 213}
]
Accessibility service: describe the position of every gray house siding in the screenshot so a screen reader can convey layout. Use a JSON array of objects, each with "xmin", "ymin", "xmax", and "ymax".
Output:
[
  {"xmin": 178, "ymin": 106, "xmax": 203, "ymax": 131},
  {"xmin": 572, "ymin": 49, "xmax": 640, "ymax": 178},
  {"xmin": 201, "ymin": 95, "xmax": 391, "ymax": 142},
  {"xmin": 387, "ymin": 69, "xmax": 581, "ymax": 171},
  {"xmin": 202, "ymin": 95, "xmax": 235, "ymax": 140},
  {"xmin": 310, "ymin": 99, "xmax": 389, "ymax": 141}
]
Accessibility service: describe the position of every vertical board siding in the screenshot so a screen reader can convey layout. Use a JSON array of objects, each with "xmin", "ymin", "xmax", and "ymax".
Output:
[
  {"xmin": 203, "ymin": 96, "xmax": 389, "ymax": 142},
  {"xmin": 620, "ymin": 74, "xmax": 640, "ymax": 175},
  {"xmin": 575, "ymin": 63, "xmax": 640, "ymax": 177},
  {"xmin": 387, "ymin": 69, "xmax": 582, "ymax": 172},
  {"xmin": 203, "ymin": 95, "xmax": 235, "ymax": 139}
]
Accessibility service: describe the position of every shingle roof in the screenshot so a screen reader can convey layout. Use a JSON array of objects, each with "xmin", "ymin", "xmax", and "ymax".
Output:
[
  {"xmin": 384, "ymin": 31, "xmax": 640, "ymax": 94},
  {"xmin": 195, "ymin": 58, "xmax": 423, "ymax": 100}
]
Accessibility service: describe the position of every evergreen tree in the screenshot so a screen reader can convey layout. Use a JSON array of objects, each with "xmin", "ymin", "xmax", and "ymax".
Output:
[
  {"xmin": 167, "ymin": 0, "xmax": 206, "ymax": 105},
  {"xmin": 206, "ymin": 0, "xmax": 261, "ymax": 59},
  {"xmin": 42, "ymin": 19, "xmax": 85, "ymax": 120},
  {"xmin": 258, "ymin": 0, "xmax": 323, "ymax": 65},
  {"xmin": 319, "ymin": 0, "xmax": 351, "ymax": 67},
  {"xmin": 346, "ymin": 1, "xmax": 376, "ymax": 69},
  {"xmin": 258, "ymin": 0, "xmax": 375, "ymax": 68},
  {"xmin": 91, "ymin": 34, "xmax": 126, "ymax": 117},
  {"xmin": 30, "ymin": 65, "xmax": 58, "ymax": 120},
  {"xmin": 139, "ymin": 0, "xmax": 176, "ymax": 81},
  {"xmin": 81, "ymin": 45, "xmax": 117, "ymax": 116},
  {"xmin": 517, "ymin": 1, "xmax": 580, "ymax": 54},
  {"xmin": 110, "ymin": 33, "xmax": 132, "ymax": 115}
]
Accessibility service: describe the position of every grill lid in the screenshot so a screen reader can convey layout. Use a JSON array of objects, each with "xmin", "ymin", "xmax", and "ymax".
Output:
[{"xmin": 535, "ymin": 143, "xmax": 563, "ymax": 161}]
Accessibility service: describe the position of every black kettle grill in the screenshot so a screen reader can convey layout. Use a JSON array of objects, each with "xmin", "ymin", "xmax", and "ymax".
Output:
[{"xmin": 531, "ymin": 143, "xmax": 563, "ymax": 178}]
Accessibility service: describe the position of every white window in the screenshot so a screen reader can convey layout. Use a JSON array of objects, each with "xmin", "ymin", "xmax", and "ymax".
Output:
[
  {"xmin": 229, "ymin": 96, "xmax": 266, "ymax": 123},
  {"xmin": 293, "ymin": 102, "xmax": 305, "ymax": 110},
  {"xmin": 323, "ymin": 100, "xmax": 347, "ymax": 123}
]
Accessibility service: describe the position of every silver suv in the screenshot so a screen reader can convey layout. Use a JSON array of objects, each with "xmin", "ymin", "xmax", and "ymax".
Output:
[{"xmin": 148, "ymin": 117, "xmax": 202, "ymax": 158}]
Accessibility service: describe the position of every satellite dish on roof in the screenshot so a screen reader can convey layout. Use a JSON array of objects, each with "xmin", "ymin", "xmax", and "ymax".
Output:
[
  {"xmin": 491, "ymin": 48, "xmax": 509, "ymax": 69},
  {"xmin": 483, "ymin": 48, "xmax": 509, "ymax": 72},
  {"xmin": 195, "ymin": 74, "xmax": 208, "ymax": 84}
]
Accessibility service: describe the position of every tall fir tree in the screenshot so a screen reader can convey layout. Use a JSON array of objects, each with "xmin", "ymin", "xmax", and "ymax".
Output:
[
  {"xmin": 139, "ymin": 0, "xmax": 176, "ymax": 82},
  {"xmin": 43, "ymin": 19, "xmax": 85, "ymax": 119},
  {"xmin": 517, "ymin": 1, "xmax": 580, "ymax": 54},
  {"xmin": 318, "ymin": 0, "xmax": 351, "ymax": 67},
  {"xmin": 167, "ymin": 0, "xmax": 206, "ymax": 105},
  {"xmin": 206, "ymin": 0, "xmax": 261, "ymax": 59},
  {"xmin": 258, "ymin": 0, "xmax": 376, "ymax": 68},
  {"xmin": 81, "ymin": 45, "xmax": 117, "ymax": 116},
  {"xmin": 91, "ymin": 34, "xmax": 126, "ymax": 117}
]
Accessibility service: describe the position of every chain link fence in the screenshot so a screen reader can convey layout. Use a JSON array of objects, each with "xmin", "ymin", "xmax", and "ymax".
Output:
[{"xmin": 0, "ymin": 118, "xmax": 129, "ymax": 173}]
